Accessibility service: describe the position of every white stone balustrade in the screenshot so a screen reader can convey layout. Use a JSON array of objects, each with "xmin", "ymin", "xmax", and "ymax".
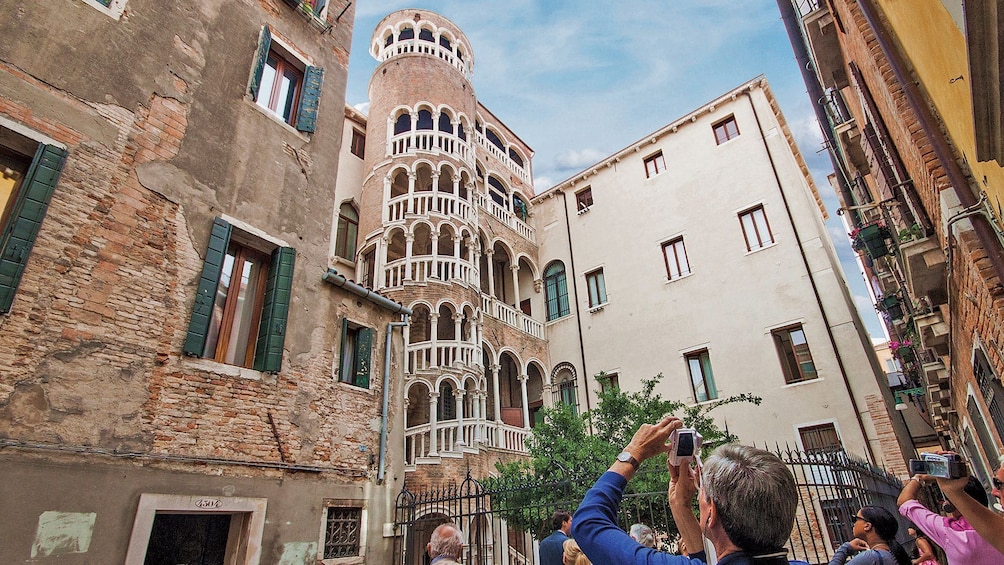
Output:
[
  {"xmin": 485, "ymin": 199, "xmax": 534, "ymax": 243},
  {"xmin": 480, "ymin": 296, "xmax": 545, "ymax": 339},
  {"xmin": 404, "ymin": 419, "xmax": 530, "ymax": 465},
  {"xmin": 475, "ymin": 131, "xmax": 531, "ymax": 185},
  {"xmin": 383, "ymin": 256, "xmax": 476, "ymax": 288},
  {"xmin": 386, "ymin": 192, "xmax": 475, "ymax": 223},
  {"xmin": 389, "ymin": 130, "xmax": 475, "ymax": 167},
  {"xmin": 407, "ymin": 341, "xmax": 477, "ymax": 373},
  {"xmin": 376, "ymin": 38, "xmax": 470, "ymax": 77}
]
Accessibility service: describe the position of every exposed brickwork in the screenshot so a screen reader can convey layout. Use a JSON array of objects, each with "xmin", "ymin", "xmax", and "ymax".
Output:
[{"xmin": 865, "ymin": 393, "xmax": 909, "ymax": 476}]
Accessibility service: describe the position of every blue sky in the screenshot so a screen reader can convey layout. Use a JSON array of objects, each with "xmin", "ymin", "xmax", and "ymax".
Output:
[{"xmin": 344, "ymin": 1, "xmax": 886, "ymax": 338}]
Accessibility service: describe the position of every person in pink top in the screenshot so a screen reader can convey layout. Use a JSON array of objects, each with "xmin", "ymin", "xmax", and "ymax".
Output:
[{"xmin": 898, "ymin": 474, "xmax": 1004, "ymax": 564}]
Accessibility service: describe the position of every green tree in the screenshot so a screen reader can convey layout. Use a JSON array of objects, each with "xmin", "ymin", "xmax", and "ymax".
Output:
[{"xmin": 484, "ymin": 372, "xmax": 761, "ymax": 540}]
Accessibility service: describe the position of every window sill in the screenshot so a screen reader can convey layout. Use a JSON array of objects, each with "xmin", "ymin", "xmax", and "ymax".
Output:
[
  {"xmin": 689, "ymin": 397, "xmax": 720, "ymax": 408},
  {"xmin": 246, "ymin": 98, "xmax": 310, "ymax": 141},
  {"xmin": 545, "ymin": 314, "xmax": 573, "ymax": 326},
  {"xmin": 321, "ymin": 556, "xmax": 365, "ymax": 565},
  {"xmin": 334, "ymin": 379, "xmax": 376, "ymax": 395},
  {"xmin": 576, "ymin": 206, "xmax": 591, "ymax": 215},
  {"xmin": 744, "ymin": 241, "xmax": 778, "ymax": 255},
  {"xmin": 332, "ymin": 255, "xmax": 355, "ymax": 272},
  {"xmin": 588, "ymin": 303, "xmax": 607, "ymax": 313},
  {"xmin": 82, "ymin": 0, "xmax": 126, "ymax": 19},
  {"xmin": 782, "ymin": 377, "xmax": 822, "ymax": 389},
  {"xmin": 665, "ymin": 272, "xmax": 694, "ymax": 284},
  {"xmin": 182, "ymin": 357, "xmax": 275, "ymax": 383}
]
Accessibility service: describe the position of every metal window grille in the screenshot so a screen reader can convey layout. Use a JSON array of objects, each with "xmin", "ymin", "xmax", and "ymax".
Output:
[
  {"xmin": 324, "ymin": 507, "xmax": 361, "ymax": 558},
  {"xmin": 975, "ymin": 351, "xmax": 1004, "ymax": 443}
]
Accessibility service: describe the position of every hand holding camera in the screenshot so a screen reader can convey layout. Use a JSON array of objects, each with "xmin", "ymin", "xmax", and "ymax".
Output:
[
  {"xmin": 908, "ymin": 452, "xmax": 967, "ymax": 480},
  {"xmin": 668, "ymin": 428, "xmax": 703, "ymax": 467}
]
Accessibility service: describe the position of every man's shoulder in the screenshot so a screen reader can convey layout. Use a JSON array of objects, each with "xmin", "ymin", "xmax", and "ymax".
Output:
[{"xmin": 541, "ymin": 531, "xmax": 566, "ymax": 543}]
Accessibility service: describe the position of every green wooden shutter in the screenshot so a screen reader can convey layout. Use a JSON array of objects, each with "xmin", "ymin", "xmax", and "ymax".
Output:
[
  {"xmin": 338, "ymin": 317, "xmax": 349, "ymax": 383},
  {"xmin": 0, "ymin": 144, "xmax": 68, "ymax": 313},
  {"xmin": 296, "ymin": 65, "xmax": 323, "ymax": 133},
  {"xmin": 253, "ymin": 246, "xmax": 295, "ymax": 372},
  {"xmin": 354, "ymin": 326, "xmax": 373, "ymax": 388},
  {"xmin": 183, "ymin": 218, "xmax": 232, "ymax": 355},
  {"xmin": 249, "ymin": 25, "xmax": 272, "ymax": 99}
]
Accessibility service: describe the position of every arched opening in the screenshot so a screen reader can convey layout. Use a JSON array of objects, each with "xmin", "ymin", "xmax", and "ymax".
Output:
[
  {"xmin": 483, "ymin": 346, "xmax": 496, "ymax": 421},
  {"xmin": 492, "ymin": 242, "xmax": 513, "ymax": 304},
  {"xmin": 415, "ymin": 164, "xmax": 434, "ymax": 192},
  {"xmin": 499, "ymin": 352, "xmax": 522, "ymax": 427},
  {"xmin": 407, "ymin": 512, "xmax": 450, "ymax": 565},
  {"xmin": 438, "ymin": 381, "xmax": 456, "ymax": 421},
  {"xmin": 406, "ymin": 382, "xmax": 431, "ymax": 427},
  {"xmin": 487, "ymin": 176, "xmax": 507, "ymax": 208},
  {"xmin": 399, "ymin": 27, "xmax": 414, "ymax": 40},
  {"xmin": 409, "ymin": 304, "xmax": 431, "ymax": 343},
  {"xmin": 412, "ymin": 224, "xmax": 432, "ymax": 256},
  {"xmin": 509, "ymin": 147, "xmax": 525, "ymax": 168},
  {"xmin": 416, "ymin": 109, "xmax": 433, "ymax": 130},
  {"xmin": 437, "ymin": 225, "xmax": 455, "ymax": 257},
  {"xmin": 517, "ymin": 257, "xmax": 536, "ymax": 316},
  {"xmin": 438, "ymin": 165, "xmax": 454, "ymax": 194},
  {"xmin": 394, "ymin": 112, "xmax": 411, "ymax": 135},
  {"xmin": 486, "ymin": 127, "xmax": 505, "ymax": 151},
  {"xmin": 419, "ymin": 28, "xmax": 434, "ymax": 42},
  {"xmin": 458, "ymin": 171, "xmax": 471, "ymax": 200},
  {"xmin": 478, "ymin": 234, "xmax": 490, "ymax": 295},
  {"xmin": 390, "ymin": 169, "xmax": 408, "ymax": 198},
  {"xmin": 544, "ymin": 261, "xmax": 569, "ymax": 321},
  {"xmin": 334, "ymin": 202, "xmax": 358, "ymax": 260},
  {"xmin": 512, "ymin": 193, "xmax": 529, "ymax": 222},
  {"xmin": 527, "ymin": 363, "xmax": 545, "ymax": 426},
  {"xmin": 438, "ymin": 112, "xmax": 453, "ymax": 134},
  {"xmin": 437, "ymin": 303, "xmax": 456, "ymax": 341},
  {"xmin": 552, "ymin": 365, "xmax": 578, "ymax": 415}
]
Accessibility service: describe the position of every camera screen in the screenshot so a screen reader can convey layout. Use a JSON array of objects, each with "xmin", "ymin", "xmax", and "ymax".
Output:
[
  {"xmin": 926, "ymin": 460, "xmax": 950, "ymax": 478},
  {"xmin": 676, "ymin": 432, "xmax": 695, "ymax": 457}
]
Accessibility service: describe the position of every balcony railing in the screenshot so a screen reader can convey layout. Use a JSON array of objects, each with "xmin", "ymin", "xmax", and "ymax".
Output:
[
  {"xmin": 389, "ymin": 130, "xmax": 475, "ymax": 167},
  {"xmin": 475, "ymin": 131, "xmax": 532, "ymax": 185},
  {"xmin": 384, "ymin": 256, "xmax": 476, "ymax": 288},
  {"xmin": 376, "ymin": 38, "xmax": 470, "ymax": 78},
  {"xmin": 476, "ymin": 195, "xmax": 534, "ymax": 242},
  {"xmin": 481, "ymin": 295, "xmax": 545, "ymax": 339},
  {"xmin": 386, "ymin": 191, "xmax": 475, "ymax": 223},
  {"xmin": 407, "ymin": 341, "xmax": 478, "ymax": 373},
  {"xmin": 404, "ymin": 418, "xmax": 531, "ymax": 465}
]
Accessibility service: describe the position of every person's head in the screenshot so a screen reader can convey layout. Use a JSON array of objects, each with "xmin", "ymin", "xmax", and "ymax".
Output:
[
  {"xmin": 962, "ymin": 476, "xmax": 990, "ymax": 509},
  {"xmin": 629, "ymin": 523, "xmax": 656, "ymax": 548},
  {"xmin": 552, "ymin": 510, "xmax": 572, "ymax": 535},
  {"xmin": 427, "ymin": 522, "xmax": 465, "ymax": 560},
  {"xmin": 574, "ymin": 553, "xmax": 591, "ymax": 565},
  {"xmin": 855, "ymin": 506, "xmax": 911, "ymax": 565},
  {"xmin": 993, "ymin": 460, "xmax": 1004, "ymax": 505},
  {"xmin": 562, "ymin": 539, "xmax": 583, "ymax": 565},
  {"xmin": 699, "ymin": 444, "xmax": 797, "ymax": 554}
]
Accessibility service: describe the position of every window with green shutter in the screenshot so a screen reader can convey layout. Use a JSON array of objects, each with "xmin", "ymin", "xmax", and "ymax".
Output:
[
  {"xmin": 339, "ymin": 318, "xmax": 373, "ymax": 388},
  {"xmin": 0, "ymin": 141, "xmax": 68, "ymax": 313},
  {"xmin": 184, "ymin": 218, "xmax": 294, "ymax": 372},
  {"xmin": 249, "ymin": 25, "xmax": 324, "ymax": 133}
]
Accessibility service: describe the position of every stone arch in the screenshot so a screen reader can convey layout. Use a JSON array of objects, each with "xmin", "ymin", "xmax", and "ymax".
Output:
[
  {"xmin": 411, "ymin": 222, "xmax": 434, "ymax": 256},
  {"xmin": 405, "ymin": 379, "xmax": 432, "ymax": 427},
  {"xmin": 408, "ymin": 302, "xmax": 433, "ymax": 344},
  {"xmin": 388, "ymin": 166, "xmax": 410, "ymax": 199},
  {"xmin": 414, "ymin": 162, "xmax": 435, "ymax": 192},
  {"xmin": 436, "ymin": 302, "xmax": 457, "ymax": 340},
  {"xmin": 385, "ymin": 227, "xmax": 407, "ymax": 264},
  {"xmin": 437, "ymin": 223, "xmax": 456, "ymax": 256}
]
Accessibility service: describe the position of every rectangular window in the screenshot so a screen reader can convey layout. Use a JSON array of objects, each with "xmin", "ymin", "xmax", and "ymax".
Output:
[
  {"xmin": 575, "ymin": 187, "xmax": 593, "ymax": 211},
  {"xmin": 249, "ymin": 26, "xmax": 323, "ymax": 133},
  {"xmin": 739, "ymin": 205, "xmax": 774, "ymax": 251},
  {"xmin": 183, "ymin": 218, "xmax": 296, "ymax": 372},
  {"xmin": 643, "ymin": 151, "xmax": 666, "ymax": 178},
  {"xmin": 601, "ymin": 372, "xmax": 620, "ymax": 392},
  {"xmin": 975, "ymin": 349, "xmax": 1004, "ymax": 444},
  {"xmin": 0, "ymin": 137, "xmax": 68, "ymax": 313},
  {"xmin": 662, "ymin": 237, "xmax": 691, "ymax": 280},
  {"xmin": 686, "ymin": 350, "xmax": 718, "ymax": 402},
  {"xmin": 350, "ymin": 129, "xmax": 366, "ymax": 158},
  {"xmin": 339, "ymin": 319, "xmax": 374, "ymax": 388},
  {"xmin": 585, "ymin": 268, "xmax": 607, "ymax": 308},
  {"xmin": 713, "ymin": 116, "xmax": 740, "ymax": 145},
  {"xmin": 798, "ymin": 423, "xmax": 842, "ymax": 454},
  {"xmin": 323, "ymin": 507, "xmax": 362, "ymax": 559},
  {"xmin": 773, "ymin": 325, "xmax": 818, "ymax": 384}
]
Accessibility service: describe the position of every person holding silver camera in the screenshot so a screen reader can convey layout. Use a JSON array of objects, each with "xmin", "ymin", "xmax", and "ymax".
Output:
[
  {"xmin": 898, "ymin": 468, "xmax": 1003, "ymax": 564},
  {"xmin": 570, "ymin": 415, "xmax": 810, "ymax": 565}
]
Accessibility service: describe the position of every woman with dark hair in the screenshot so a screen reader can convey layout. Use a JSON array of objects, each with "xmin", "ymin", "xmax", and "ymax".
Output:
[
  {"xmin": 906, "ymin": 526, "xmax": 939, "ymax": 565},
  {"xmin": 828, "ymin": 506, "xmax": 911, "ymax": 565}
]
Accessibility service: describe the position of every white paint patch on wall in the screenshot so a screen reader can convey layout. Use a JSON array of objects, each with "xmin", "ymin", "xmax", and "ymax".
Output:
[
  {"xmin": 31, "ymin": 511, "xmax": 97, "ymax": 558},
  {"xmin": 278, "ymin": 541, "xmax": 318, "ymax": 565}
]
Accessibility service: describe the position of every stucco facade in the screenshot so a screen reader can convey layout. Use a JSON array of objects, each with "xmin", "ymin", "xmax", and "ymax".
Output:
[{"xmin": 0, "ymin": 1, "xmax": 412, "ymax": 564}]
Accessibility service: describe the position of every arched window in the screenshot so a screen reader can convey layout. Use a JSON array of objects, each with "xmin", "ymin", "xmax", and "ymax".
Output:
[
  {"xmin": 335, "ymin": 203, "xmax": 358, "ymax": 260},
  {"xmin": 551, "ymin": 367, "xmax": 578, "ymax": 414},
  {"xmin": 487, "ymin": 177, "xmax": 507, "ymax": 207},
  {"xmin": 419, "ymin": 28, "xmax": 434, "ymax": 42},
  {"xmin": 544, "ymin": 262, "xmax": 569, "ymax": 321},
  {"xmin": 399, "ymin": 27, "xmax": 414, "ymax": 40},
  {"xmin": 457, "ymin": 121, "xmax": 467, "ymax": 141},
  {"xmin": 439, "ymin": 35, "xmax": 452, "ymax": 50},
  {"xmin": 384, "ymin": 33, "xmax": 394, "ymax": 47},
  {"xmin": 416, "ymin": 109, "xmax": 433, "ymax": 130},
  {"xmin": 438, "ymin": 382, "xmax": 456, "ymax": 420},
  {"xmin": 394, "ymin": 113, "xmax": 411, "ymax": 135},
  {"xmin": 486, "ymin": 129, "xmax": 504, "ymax": 150},
  {"xmin": 438, "ymin": 113, "xmax": 453, "ymax": 134},
  {"xmin": 512, "ymin": 194, "xmax": 528, "ymax": 222},
  {"xmin": 509, "ymin": 148, "xmax": 524, "ymax": 168}
]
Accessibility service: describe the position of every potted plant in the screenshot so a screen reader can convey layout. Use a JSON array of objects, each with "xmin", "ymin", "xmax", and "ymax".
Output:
[
  {"xmin": 890, "ymin": 339, "xmax": 915, "ymax": 364},
  {"xmin": 878, "ymin": 294, "xmax": 905, "ymax": 321},
  {"xmin": 852, "ymin": 224, "xmax": 892, "ymax": 259}
]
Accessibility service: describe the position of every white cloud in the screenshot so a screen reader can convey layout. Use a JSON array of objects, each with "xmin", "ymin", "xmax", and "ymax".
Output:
[
  {"xmin": 352, "ymin": 102, "xmax": 370, "ymax": 115},
  {"xmin": 533, "ymin": 176, "xmax": 555, "ymax": 192},
  {"xmin": 555, "ymin": 148, "xmax": 607, "ymax": 169}
]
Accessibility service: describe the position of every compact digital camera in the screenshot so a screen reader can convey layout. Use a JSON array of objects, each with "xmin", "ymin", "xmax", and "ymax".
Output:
[
  {"xmin": 908, "ymin": 452, "xmax": 967, "ymax": 479},
  {"xmin": 668, "ymin": 428, "xmax": 703, "ymax": 466}
]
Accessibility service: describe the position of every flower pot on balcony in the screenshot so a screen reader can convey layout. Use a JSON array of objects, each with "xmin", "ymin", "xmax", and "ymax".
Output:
[
  {"xmin": 856, "ymin": 224, "xmax": 891, "ymax": 259},
  {"xmin": 879, "ymin": 295, "xmax": 905, "ymax": 321}
]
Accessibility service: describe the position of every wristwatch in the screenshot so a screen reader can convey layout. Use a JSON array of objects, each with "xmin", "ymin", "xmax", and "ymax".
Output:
[{"xmin": 617, "ymin": 451, "xmax": 640, "ymax": 470}]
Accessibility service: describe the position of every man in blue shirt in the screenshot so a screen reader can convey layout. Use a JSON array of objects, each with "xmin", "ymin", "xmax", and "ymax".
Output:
[
  {"xmin": 539, "ymin": 510, "xmax": 572, "ymax": 565},
  {"xmin": 572, "ymin": 416, "xmax": 810, "ymax": 565}
]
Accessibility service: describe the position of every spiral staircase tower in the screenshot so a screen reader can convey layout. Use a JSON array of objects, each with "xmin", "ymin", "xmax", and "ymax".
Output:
[{"xmin": 358, "ymin": 10, "xmax": 551, "ymax": 480}]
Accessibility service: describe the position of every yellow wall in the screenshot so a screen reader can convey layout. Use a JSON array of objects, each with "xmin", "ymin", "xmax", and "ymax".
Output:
[{"xmin": 879, "ymin": 0, "xmax": 1004, "ymax": 223}]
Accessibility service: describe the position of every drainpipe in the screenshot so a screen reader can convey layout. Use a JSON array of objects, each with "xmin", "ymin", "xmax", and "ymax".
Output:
[
  {"xmin": 776, "ymin": 0, "xmax": 861, "ymax": 226},
  {"xmin": 745, "ymin": 89, "xmax": 879, "ymax": 465},
  {"xmin": 558, "ymin": 190, "xmax": 594, "ymax": 433},
  {"xmin": 379, "ymin": 317, "xmax": 409, "ymax": 483},
  {"xmin": 856, "ymin": 0, "xmax": 1004, "ymax": 284},
  {"xmin": 322, "ymin": 268, "xmax": 413, "ymax": 315}
]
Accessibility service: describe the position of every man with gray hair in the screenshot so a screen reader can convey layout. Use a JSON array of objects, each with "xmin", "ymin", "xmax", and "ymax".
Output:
[
  {"xmin": 629, "ymin": 523, "xmax": 656, "ymax": 548},
  {"xmin": 571, "ymin": 416, "xmax": 810, "ymax": 564},
  {"xmin": 426, "ymin": 521, "xmax": 465, "ymax": 565}
]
